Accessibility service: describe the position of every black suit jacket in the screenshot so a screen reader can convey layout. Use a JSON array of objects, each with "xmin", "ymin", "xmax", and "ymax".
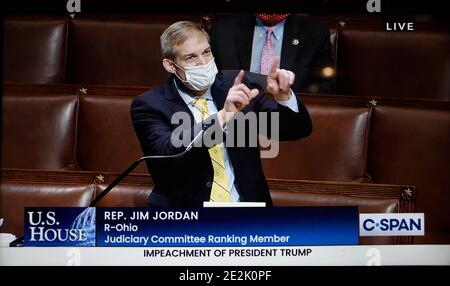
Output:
[
  {"xmin": 130, "ymin": 72, "xmax": 312, "ymax": 207},
  {"xmin": 210, "ymin": 14, "xmax": 335, "ymax": 94}
]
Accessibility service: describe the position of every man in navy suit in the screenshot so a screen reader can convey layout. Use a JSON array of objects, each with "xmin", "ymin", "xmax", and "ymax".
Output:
[
  {"xmin": 131, "ymin": 21, "xmax": 312, "ymax": 207},
  {"xmin": 210, "ymin": 14, "xmax": 335, "ymax": 94}
]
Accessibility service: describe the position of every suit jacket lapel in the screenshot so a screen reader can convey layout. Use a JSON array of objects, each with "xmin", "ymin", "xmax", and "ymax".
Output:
[
  {"xmin": 236, "ymin": 16, "xmax": 256, "ymax": 70},
  {"xmin": 210, "ymin": 75, "xmax": 226, "ymax": 110},
  {"xmin": 281, "ymin": 16, "xmax": 303, "ymax": 72},
  {"xmin": 164, "ymin": 76, "xmax": 227, "ymax": 128},
  {"xmin": 164, "ymin": 77, "xmax": 195, "ymax": 127}
]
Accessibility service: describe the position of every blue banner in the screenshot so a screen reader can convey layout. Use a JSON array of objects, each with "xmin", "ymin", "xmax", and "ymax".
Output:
[
  {"xmin": 24, "ymin": 206, "xmax": 358, "ymax": 247},
  {"xmin": 24, "ymin": 207, "xmax": 96, "ymax": 246}
]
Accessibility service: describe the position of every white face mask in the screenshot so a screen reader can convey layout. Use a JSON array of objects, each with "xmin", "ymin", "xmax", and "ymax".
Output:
[{"xmin": 172, "ymin": 58, "xmax": 218, "ymax": 91}]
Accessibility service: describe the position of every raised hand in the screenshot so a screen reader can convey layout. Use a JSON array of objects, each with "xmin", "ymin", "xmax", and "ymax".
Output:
[
  {"xmin": 218, "ymin": 70, "xmax": 259, "ymax": 125},
  {"xmin": 266, "ymin": 57, "xmax": 295, "ymax": 101}
]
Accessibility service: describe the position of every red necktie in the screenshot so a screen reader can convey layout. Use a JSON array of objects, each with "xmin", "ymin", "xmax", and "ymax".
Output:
[{"xmin": 260, "ymin": 27, "xmax": 275, "ymax": 75}]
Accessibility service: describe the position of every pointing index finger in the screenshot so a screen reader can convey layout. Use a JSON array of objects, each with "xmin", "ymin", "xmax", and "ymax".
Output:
[
  {"xmin": 233, "ymin": 70, "xmax": 245, "ymax": 86},
  {"xmin": 269, "ymin": 57, "xmax": 280, "ymax": 76}
]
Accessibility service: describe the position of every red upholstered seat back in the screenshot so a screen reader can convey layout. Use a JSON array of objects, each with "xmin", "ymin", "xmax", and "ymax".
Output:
[
  {"xmin": 1, "ymin": 94, "xmax": 78, "ymax": 170},
  {"xmin": 262, "ymin": 103, "xmax": 370, "ymax": 182},
  {"xmin": 76, "ymin": 95, "xmax": 147, "ymax": 174},
  {"xmin": 3, "ymin": 17, "xmax": 67, "ymax": 84}
]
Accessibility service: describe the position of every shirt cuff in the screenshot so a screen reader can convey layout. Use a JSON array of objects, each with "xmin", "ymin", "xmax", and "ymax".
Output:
[{"xmin": 275, "ymin": 90, "xmax": 299, "ymax": 112}]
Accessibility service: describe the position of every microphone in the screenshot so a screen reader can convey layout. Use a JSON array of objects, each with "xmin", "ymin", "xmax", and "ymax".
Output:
[
  {"xmin": 9, "ymin": 126, "xmax": 208, "ymax": 247},
  {"xmin": 89, "ymin": 127, "xmax": 206, "ymax": 206}
]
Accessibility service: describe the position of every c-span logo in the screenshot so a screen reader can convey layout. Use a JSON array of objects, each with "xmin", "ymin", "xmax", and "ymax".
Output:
[{"xmin": 359, "ymin": 213, "xmax": 424, "ymax": 236}]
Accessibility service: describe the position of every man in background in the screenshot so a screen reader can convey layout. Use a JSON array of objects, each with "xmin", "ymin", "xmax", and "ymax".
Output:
[{"xmin": 210, "ymin": 14, "xmax": 336, "ymax": 94}]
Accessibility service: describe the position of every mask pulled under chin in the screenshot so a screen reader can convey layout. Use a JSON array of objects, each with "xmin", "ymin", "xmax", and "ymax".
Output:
[{"xmin": 173, "ymin": 58, "xmax": 218, "ymax": 91}]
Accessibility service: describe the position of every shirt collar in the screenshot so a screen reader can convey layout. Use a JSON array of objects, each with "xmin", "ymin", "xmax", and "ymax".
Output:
[
  {"xmin": 255, "ymin": 18, "xmax": 285, "ymax": 40},
  {"xmin": 173, "ymin": 79, "xmax": 213, "ymax": 107}
]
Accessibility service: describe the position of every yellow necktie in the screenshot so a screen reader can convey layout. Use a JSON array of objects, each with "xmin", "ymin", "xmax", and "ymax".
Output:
[{"xmin": 193, "ymin": 97, "xmax": 231, "ymax": 202}]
